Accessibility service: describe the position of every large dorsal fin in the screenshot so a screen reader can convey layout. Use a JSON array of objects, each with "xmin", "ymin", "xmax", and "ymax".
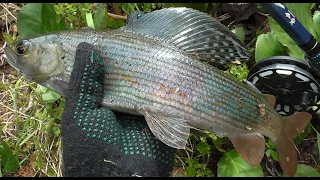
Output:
[{"xmin": 121, "ymin": 8, "xmax": 251, "ymax": 65}]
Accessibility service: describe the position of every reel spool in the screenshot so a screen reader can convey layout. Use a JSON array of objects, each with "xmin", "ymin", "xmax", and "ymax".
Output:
[{"xmin": 246, "ymin": 56, "xmax": 320, "ymax": 116}]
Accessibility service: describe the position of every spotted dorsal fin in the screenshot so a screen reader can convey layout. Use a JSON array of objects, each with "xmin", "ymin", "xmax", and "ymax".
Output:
[{"xmin": 121, "ymin": 8, "xmax": 251, "ymax": 65}]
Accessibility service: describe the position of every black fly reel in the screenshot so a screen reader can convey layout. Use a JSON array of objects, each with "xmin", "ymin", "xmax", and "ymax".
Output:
[{"xmin": 246, "ymin": 56, "xmax": 320, "ymax": 116}]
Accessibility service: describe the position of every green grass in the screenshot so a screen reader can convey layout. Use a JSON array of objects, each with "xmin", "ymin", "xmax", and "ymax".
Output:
[{"xmin": 0, "ymin": 72, "xmax": 63, "ymax": 176}]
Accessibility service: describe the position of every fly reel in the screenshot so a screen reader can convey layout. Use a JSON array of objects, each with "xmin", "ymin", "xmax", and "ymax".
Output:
[{"xmin": 246, "ymin": 56, "xmax": 320, "ymax": 116}]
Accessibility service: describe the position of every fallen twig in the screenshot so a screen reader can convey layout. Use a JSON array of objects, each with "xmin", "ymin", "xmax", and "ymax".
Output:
[{"xmin": 107, "ymin": 12, "xmax": 127, "ymax": 21}]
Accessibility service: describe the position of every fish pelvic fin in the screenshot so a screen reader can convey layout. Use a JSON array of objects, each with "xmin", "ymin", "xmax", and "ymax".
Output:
[
  {"xmin": 140, "ymin": 109, "xmax": 190, "ymax": 149},
  {"xmin": 274, "ymin": 112, "xmax": 311, "ymax": 176}
]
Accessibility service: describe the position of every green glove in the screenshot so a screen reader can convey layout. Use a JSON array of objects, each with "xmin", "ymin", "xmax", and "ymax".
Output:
[{"xmin": 61, "ymin": 42, "xmax": 175, "ymax": 177}]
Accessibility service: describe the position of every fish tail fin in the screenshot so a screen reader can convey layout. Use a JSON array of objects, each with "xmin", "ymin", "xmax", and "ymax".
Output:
[{"xmin": 274, "ymin": 112, "xmax": 311, "ymax": 176}]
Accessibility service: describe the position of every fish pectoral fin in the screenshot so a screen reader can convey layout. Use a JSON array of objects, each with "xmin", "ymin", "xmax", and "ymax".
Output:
[
  {"xmin": 230, "ymin": 133, "xmax": 265, "ymax": 166},
  {"xmin": 263, "ymin": 94, "xmax": 277, "ymax": 108},
  {"xmin": 140, "ymin": 110, "xmax": 190, "ymax": 149},
  {"xmin": 120, "ymin": 8, "xmax": 250, "ymax": 65},
  {"xmin": 41, "ymin": 77, "xmax": 69, "ymax": 97}
]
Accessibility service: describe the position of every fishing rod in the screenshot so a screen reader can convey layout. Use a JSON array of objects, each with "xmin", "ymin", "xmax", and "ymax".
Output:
[
  {"xmin": 260, "ymin": 3, "xmax": 320, "ymax": 73},
  {"xmin": 246, "ymin": 3, "xmax": 320, "ymax": 116}
]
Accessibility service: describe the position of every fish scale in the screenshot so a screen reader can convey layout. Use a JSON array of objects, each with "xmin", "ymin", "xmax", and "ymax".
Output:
[{"xmin": 100, "ymin": 33, "xmax": 260, "ymax": 112}]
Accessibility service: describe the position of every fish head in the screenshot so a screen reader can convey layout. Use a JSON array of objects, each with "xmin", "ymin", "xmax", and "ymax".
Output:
[{"xmin": 3, "ymin": 36, "xmax": 64, "ymax": 84}]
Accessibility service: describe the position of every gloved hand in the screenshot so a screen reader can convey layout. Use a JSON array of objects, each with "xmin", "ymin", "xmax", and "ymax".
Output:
[{"xmin": 61, "ymin": 42, "xmax": 175, "ymax": 177}]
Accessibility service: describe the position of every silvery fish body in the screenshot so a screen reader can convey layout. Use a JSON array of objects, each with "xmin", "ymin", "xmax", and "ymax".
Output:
[
  {"xmin": 3, "ymin": 8, "xmax": 311, "ymax": 176},
  {"xmin": 48, "ymin": 29, "xmax": 276, "ymax": 136}
]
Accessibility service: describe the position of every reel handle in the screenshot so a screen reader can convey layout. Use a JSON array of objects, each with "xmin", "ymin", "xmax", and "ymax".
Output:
[{"xmin": 260, "ymin": 3, "xmax": 320, "ymax": 75}]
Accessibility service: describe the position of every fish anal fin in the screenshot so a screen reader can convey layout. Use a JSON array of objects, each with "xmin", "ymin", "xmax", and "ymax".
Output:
[
  {"xmin": 263, "ymin": 94, "xmax": 276, "ymax": 108},
  {"xmin": 230, "ymin": 134, "xmax": 265, "ymax": 166},
  {"xmin": 140, "ymin": 110, "xmax": 190, "ymax": 149},
  {"xmin": 274, "ymin": 112, "xmax": 312, "ymax": 176}
]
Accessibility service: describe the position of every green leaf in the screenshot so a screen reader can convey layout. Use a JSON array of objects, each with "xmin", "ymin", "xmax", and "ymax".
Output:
[
  {"xmin": 267, "ymin": 139, "xmax": 276, "ymax": 149},
  {"xmin": 186, "ymin": 158, "xmax": 198, "ymax": 166},
  {"xmin": 217, "ymin": 150, "xmax": 264, "ymax": 177},
  {"xmin": 283, "ymin": 164, "xmax": 320, "ymax": 177},
  {"xmin": 232, "ymin": 26, "xmax": 245, "ymax": 43},
  {"xmin": 33, "ymin": 84, "xmax": 47, "ymax": 97},
  {"xmin": 317, "ymin": 133, "xmax": 320, "ymax": 156},
  {"xmin": 54, "ymin": 128, "xmax": 61, "ymax": 137},
  {"xmin": 265, "ymin": 141, "xmax": 270, "ymax": 149},
  {"xmin": 294, "ymin": 123, "xmax": 312, "ymax": 145},
  {"xmin": 196, "ymin": 141, "xmax": 211, "ymax": 155},
  {"xmin": 41, "ymin": 90, "xmax": 61, "ymax": 103},
  {"xmin": 93, "ymin": 4, "xmax": 107, "ymax": 31},
  {"xmin": 85, "ymin": 13, "xmax": 95, "ymax": 29},
  {"xmin": 208, "ymin": 133, "xmax": 227, "ymax": 152},
  {"xmin": 122, "ymin": 3, "xmax": 136, "ymax": 15},
  {"xmin": 47, "ymin": 167, "xmax": 56, "ymax": 177},
  {"xmin": 196, "ymin": 167, "xmax": 212, "ymax": 177},
  {"xmin": 269, "ymin": 3, "xmax": 316, "ymax": 59},
  {"xmin": 270, "ymin": 149, "xmax": 278, "ymax": 161},
  {"xmin": 2, "ymin": 33, "xmax": 15, "ymax": 44},
  {"xmin": 255, "ymin": 32, "xmax": 287, "ymax": 61},
  {"xmin": 17, "ymin": 3, "xmax": 68, "ymax": 39},
  {"xmin": 185, "ymin": 165, "xmax": 197, "ymax": 177},
  {"xmin": 265, "ymin": 140, "xmax": 278, "ymax": 161},
  {"xmin": 0, "ymin": 163, "xmax": 2, "ymax": 177},
  {"xmin": 265, "ymin": 149, "xmax": 271, "ymax": 157},
  {"xmin": 313, "ymin": 11, "xmax": 320, "ymax": 40},
  {"xmin": 0, "ymin": 141, "xmax": 19, "ymax": 173},
  {"xmin": 106, "ymin": 13, "xmax": 125, "ymax": 29}
]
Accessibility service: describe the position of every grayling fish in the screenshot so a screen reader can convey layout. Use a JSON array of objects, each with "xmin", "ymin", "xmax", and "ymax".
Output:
[{"xmin": 3, "ymin": 8, "xmax": 311, "ymax": 176}]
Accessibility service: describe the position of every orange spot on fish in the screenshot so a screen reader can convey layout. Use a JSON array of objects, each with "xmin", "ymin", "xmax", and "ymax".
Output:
[
  {"xmin": 258, "ymin": 104, "xmax": 266, "ymax": 117},
  {"xmin": 246, "ymin": 125, "xmax": 252, "ymax": 131},
  {"xmin": 154, "ymin": 82, "xmax": 190, "ymax": 103},
  {"xmin": 168, "ymin": 87, "xmax": 175, "ymax": 94},
  {"xmin": 123, "ymin": 74, "xmax": 138, "ymax": 87}
]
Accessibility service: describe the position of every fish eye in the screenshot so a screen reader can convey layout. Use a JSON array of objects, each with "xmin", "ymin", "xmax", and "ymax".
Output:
[{"xmin": 16, "ymin": 40, "xmax": 31, "ymax": 55}]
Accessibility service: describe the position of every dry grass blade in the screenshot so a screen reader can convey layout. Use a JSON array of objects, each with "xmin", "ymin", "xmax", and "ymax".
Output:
[{"xmin": 0, "ymin": 3, "xmax": 17, "ymax": 21}]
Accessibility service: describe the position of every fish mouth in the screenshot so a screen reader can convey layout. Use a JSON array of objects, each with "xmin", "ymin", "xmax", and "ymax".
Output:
[
  {"xmin": 3, "ymin": 46, "xmax": 45, "ymax": 82},
  {"xmin": 3, "ymin": 46, "xmax": 23, "ymax": 73}
]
